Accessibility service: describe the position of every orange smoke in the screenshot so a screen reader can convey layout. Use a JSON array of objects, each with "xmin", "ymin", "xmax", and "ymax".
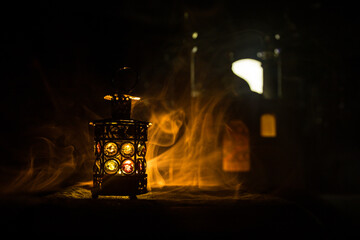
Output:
[
  {"xmin": 143, "ymin": 91, "xmax": 240, "ymax": 189},
  {"xmin": 5, "ymin": 122, "xmax": 93, "ymax": 193},
  {"xmin": 6, "ymin": 88, "xmax": 247, "ymax": 193},
  {"xmin": 10, "ymin": 136, "xmax": 76, "ymax": 192}
]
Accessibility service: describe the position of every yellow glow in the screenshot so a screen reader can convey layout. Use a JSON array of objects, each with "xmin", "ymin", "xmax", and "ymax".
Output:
[
  {"xmin": 104, "ymin": 160, "xmax": 119, "ymax": 174},
  {"xmin": 104, "ymin": 142, "xmax": 118, "ymax": 157},
  {"xmin": 121, "ymin": 142, "xmax": 135, "ymax": 157},
  {"xmin": 191, "ymin": 46, "xmax": 198, "ymax": 53},
  {"xmin": 260, "ymin": 113, "xmax": 277, "ymax": 137},
  {"xmin": 104, "ymin": 94, "xmax": 140, "ymax": 101},
  {"xmin": 104, "ymin": 95, "xmax": 113, "ymax": 101},
  {"xmin": 124, "ymin": 94, "xmax": 141, "ymax": 101},
  {"xmin": 106, "ymin": 162, "xmax": 116, "ymax": 171},
  {"xmin": 231, "ymin": 58, "xmax": 263, "ymax": 94},
  {"xmin": 129, "ymin": 96, "xmax": 140, "ymax": 101}
]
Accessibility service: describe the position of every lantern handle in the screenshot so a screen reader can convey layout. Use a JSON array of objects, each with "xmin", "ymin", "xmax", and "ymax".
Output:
[{"xmin": 112, "ymin": 67, "xmax": 139, "ymax": 94}]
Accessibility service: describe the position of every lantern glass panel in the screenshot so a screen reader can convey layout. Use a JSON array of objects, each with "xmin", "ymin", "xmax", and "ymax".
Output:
[
  {"xmin": 121, "ymin": 159, "xmax": 135, "ymax": 174},
  {"xmin": 120, "ymin": 142, "xmax": 135, "ymax": 157},
  {"xmin": 104, "ymin": 159, "xmax": 119, "ymax": 174},
  {"xmin": 104, "ymin": 142, "xmax": 118, "ymax": 157}
]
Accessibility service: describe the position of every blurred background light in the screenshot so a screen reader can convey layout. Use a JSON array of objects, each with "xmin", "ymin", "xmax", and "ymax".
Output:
[{"xmin": 231, "ymin": 58, "xmax": 263, "ymax": 94}]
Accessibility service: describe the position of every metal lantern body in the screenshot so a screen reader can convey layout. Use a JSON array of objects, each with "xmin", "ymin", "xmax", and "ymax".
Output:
[{"xmin": 90, "ymin": 93, "xmax": 150, "ymax": 199}]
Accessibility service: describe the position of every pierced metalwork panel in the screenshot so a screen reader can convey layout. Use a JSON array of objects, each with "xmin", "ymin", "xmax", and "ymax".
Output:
[
  {"xmin": 90, "ymin": 119, "xmax": 150, "ymax": 197},
  {"xmin": 93, "ymin": 120, "xmax": 149, "ymax": 141}
]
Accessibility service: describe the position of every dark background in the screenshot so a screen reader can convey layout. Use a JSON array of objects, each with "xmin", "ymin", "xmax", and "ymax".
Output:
[{"xmin": 1, "ymin": 1, "xmax": 360, "ymax": 195}]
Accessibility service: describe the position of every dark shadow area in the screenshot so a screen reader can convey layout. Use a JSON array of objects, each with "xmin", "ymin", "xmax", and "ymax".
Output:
[{"xmin": 1, "ymin": 1, "xmax": 360, "ymax": 238}]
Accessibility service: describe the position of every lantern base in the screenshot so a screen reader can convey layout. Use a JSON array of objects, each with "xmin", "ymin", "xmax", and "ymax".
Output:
[{"xmin": 91, "ymin": 174, "xmax": 148, "ymax": 199}]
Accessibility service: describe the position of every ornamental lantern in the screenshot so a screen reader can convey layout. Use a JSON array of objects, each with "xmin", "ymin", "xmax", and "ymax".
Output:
[{"xmin": 90, "ymin": 67, "xmax": 150, "ymax": 199}]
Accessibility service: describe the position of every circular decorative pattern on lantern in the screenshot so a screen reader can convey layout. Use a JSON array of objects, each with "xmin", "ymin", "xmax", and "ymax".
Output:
[
  {"xmin": 104, "ymin": 142, "xmax": 118, "ymax": 157},
  {"xmin": 104, "ymin": 159, "xmax": 119, "ymax": 174},
  {"xmin": 137, "ymin": 142, "xmax": 146, "ymax": 156},
  {"xmin": 121, "ymin": 159, "xmax": 135, "ymax": 175},
  {"xmin": 120, "ymin": 142, "xmax": 135, "ymax": 157}
]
